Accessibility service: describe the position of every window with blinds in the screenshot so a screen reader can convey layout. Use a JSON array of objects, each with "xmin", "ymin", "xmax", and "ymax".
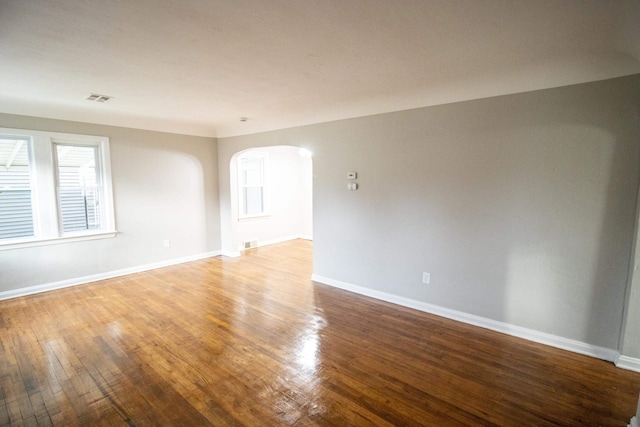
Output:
[
  {"xmin": 0, "ymin": 137, "xmax": 34, "ymax": 240},
  {"xmin": 54, "ymin": 144, "xmax": 103, "ymax": 233}
]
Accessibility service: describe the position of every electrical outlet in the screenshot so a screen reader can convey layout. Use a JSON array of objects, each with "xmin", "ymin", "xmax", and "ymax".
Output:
[
  {"xmin": 163, "ymin": 239, "xmax": 171, "ymax": 248},
  {"xmin": 422, "ymin": 272, "xmax": 431, "ymax": 284}
]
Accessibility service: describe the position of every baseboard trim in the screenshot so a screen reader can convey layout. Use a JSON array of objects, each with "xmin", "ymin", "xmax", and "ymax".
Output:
[
  {"xmin": 256, "ymin": 235, "xmax": 301, "ymax": 248},
  {"xmin": 0, "ymin": 250, "xmax": 221, "ymax": 301},
  {"xmin": 616, "ymin": 355, "xmax": 640, "ymax": 373},
  {"xmin": 237, "ymin": 235, "xmax": 313, "ymax": 252},
  {"xmin": 220, "ymin": 250, "xmax": 241, "ymax": 257},
  {"xmin": 311, "ymin": 274, "xmax": 619, "ymax": 363}
]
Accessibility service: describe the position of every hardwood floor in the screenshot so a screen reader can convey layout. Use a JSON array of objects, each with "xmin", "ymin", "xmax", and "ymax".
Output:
[{"xmin": 1, "ymin": 239, "xmax": 639, "ymax": 426}]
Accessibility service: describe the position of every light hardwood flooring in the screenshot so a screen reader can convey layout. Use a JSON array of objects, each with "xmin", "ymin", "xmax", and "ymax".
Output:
[{"xmin": 1, "ymin": 239, "xmax": 639, "ymax": 426}]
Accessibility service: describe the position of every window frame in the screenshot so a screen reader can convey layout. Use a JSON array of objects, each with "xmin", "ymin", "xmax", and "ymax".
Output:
[
  {"xmin": 53, "ymin": 141, "xmax": 105, "ymax": 235},
  {"xmin": 0, "ymin": 127, "xmax": 116, "ymax": 250},
  {"xmin": 237, "ymin": 150, "xmax": 269, "ymax": 220}
]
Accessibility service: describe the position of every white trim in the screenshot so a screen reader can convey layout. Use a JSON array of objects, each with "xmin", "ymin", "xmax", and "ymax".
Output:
[
  {"xmin": 298, "ymin": 234, "xmax": 313, "ymax": 241},
  {"xmin": 238, "ymin": 234, "xmax": 311, "ymax": 252},
  {"xmin": 238, "ymin": 213, "xmax": 271, "ymax": 222},
  {"xmin": 256, "ymin": 234, "xmax": 300, "ymax": 248},
  {"xmin": 221, "ymin": 250, "xmax": 241, "ymax": 257},
  {"xmin": 616, "ymin": 355, "xmax": 640, "ymax": 373},
  {"xmin": 0, "ymin": 250, "xmax": 221, "ymax": 301},
  {"xmin": 0, "ymin": 231, "xmax": 117, "ymax": 251},
  {"xmin": 311, "ymin": 274, "xmax": 620, "ymax": 363},
  {"xmin": 631, "ymin": 416, "xmax": 638, "ymax": 427}
]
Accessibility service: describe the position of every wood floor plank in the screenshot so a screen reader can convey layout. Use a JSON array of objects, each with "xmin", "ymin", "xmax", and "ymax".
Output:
[{"xmin": 1, "ymin": 239, "xmax": 639, "ymax": 426}]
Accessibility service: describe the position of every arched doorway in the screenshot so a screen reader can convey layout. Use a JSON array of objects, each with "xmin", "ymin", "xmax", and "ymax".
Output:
[{"xmin": 227, "ymin": 145, "xmax": 312, "ymax": 254}]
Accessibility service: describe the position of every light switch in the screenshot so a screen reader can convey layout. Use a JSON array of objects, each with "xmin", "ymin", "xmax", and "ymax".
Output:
[{"xmin": 347, "ymin": 172, "xmax": 357, "ymax": 180}]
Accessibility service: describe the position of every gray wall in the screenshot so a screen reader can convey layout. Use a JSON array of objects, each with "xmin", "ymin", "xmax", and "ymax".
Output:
[
  {"xmin": 622, "ymin": 187, "xmax": 640, "ymax": 359},
  {"xmin": 0, "ymin": 113, "xmax": 220, "ymax": 292},
  {"xmin": 219, "ymin": 75, "xmax": 640, "ymax": 352},
  {"xmin": 623, "ymin": 266, "xmax": 640, "ymax": 357}
]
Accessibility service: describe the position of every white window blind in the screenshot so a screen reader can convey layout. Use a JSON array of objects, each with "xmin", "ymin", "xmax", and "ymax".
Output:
[{"xmin": 0, "ymin": 137, "xmax": 34, "ymax": 240}]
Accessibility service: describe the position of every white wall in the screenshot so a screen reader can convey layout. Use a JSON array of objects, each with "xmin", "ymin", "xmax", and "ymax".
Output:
[
  {"xmin": 0, "ymin": 113, "xmax": 220, "ymax": 294},
  {"xmin": 231, "ymin": 146, "xmax": 312, "ymax": 250},
  {"xmin": 218, "ymin": 75, "xmax": 640, "ymax": 356}
]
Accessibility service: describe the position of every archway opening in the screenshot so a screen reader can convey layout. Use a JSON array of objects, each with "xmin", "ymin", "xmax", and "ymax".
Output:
[{"xmin": 229, "ymin": 145, "xmax": 312, "ymax": 253}]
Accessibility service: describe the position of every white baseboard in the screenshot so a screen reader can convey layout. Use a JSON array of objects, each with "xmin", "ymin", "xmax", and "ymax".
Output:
[
  {"xmin": 630, "ymin": 416, "xmax": 638, "ymax": 427},
  {"xmin": 220, "ymin": 250, "xmax": 241, "ymax": 257},
  {"xmin": 256, "ymin": 235, "xmax": 301, "ymax": 248},
  {"xmin": 311, "ymin": 274, "xmax": 620, "ymax": 363},
  {"xmin": 616, "ymin": 355, "xmax": 640, "ymax": 373},
  {"xmin": 237, "ymin": 234, "xmax": 313, "ymax": 252},
  {"xmin": 0, "ymin": 250, "xmax": 221, "ymax": 301},
  {"xmin": 217, "ymin": 235, "xmax": 313, "ymax": 257}
]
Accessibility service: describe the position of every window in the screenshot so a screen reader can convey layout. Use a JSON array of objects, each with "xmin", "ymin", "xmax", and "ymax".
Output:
[
  {"xmin": 238, "ymin": 151, "xmax": 267, "ymax": 218},
  {"xmin": 0, "ymin": 128, "xmax": 115, "ymax": 249},
  {"xmin": 0, "ymin": 136, "xmax": 34, "ymax": 240},
  {"xmin": 54, "ymin": 144, "xmax": 103, "ymax": 233}
]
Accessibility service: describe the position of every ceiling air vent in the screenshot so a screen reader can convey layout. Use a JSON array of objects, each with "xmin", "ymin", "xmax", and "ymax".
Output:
[{"xmin": 86, "ymin": 93, "xmax": 112, "ymax": 103}]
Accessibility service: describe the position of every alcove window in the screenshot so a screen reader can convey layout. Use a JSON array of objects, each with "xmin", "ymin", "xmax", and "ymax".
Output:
[{"xmin": 238, "ymin": 151, "xmax": 268, "ymax": 218}]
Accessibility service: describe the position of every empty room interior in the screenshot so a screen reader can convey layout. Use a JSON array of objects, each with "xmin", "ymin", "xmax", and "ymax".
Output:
[{"xmin": 2, "ymin": 1, "xmax": 640, "ymax": 425}]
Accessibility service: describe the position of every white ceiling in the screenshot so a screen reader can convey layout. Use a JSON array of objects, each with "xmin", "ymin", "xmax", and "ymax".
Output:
[{"xmin": 1, "ymin": 0, "xmax": 639, "ymax": 138}]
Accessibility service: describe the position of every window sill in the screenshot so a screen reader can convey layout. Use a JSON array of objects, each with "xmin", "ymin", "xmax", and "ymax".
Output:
[
  {"xmin": 0, "ymin": 231, "xmax": 118, "ymax": 251},
  {"xmin": 238, "ymin": 214, "xmax": 271, "ymax": 222}
]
